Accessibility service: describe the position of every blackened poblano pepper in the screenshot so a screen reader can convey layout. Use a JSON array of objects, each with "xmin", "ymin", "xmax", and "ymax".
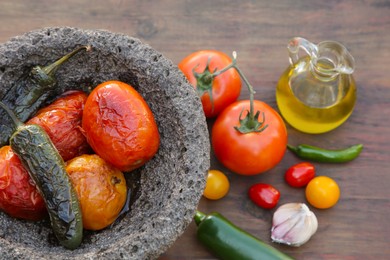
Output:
[
  {"xmin": 0, "ymin": 45, "xmax": 90, "ymax": 146},
  {"xmin": 194, "ymin": 211, "xmax": 294, "ymax": 260},
  {"xmin": 0, "ymin": 101, "xmax": 83, "ymax": 249}
]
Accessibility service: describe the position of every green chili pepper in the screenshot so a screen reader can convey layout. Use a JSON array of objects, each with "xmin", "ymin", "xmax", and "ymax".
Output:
[
  {"xmin": 0, "ymin": 101, "xmax": 83, "ymax": 249},
  {"xmin": 194, "ymin": 211, "xmax": 294, "ymax": 260},
  {"xmin": 0, "ymin": 45, "xmax": 90, "ymax": 147},
  {"xmin": 287, "ymin": 143, "xmax": 363, "ymax": 163}
]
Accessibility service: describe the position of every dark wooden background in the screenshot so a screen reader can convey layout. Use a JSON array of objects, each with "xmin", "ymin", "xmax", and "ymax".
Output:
[{"xmin": 0, "ymin": 1, "xmax": 389, "ymax": 259}]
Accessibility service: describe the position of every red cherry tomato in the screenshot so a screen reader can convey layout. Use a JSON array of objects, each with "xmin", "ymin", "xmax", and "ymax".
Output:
[
  {"xmin": 212, "ymin": 100, "xmax": 287, "ymax": 175},
  {"xmin": 178, "ymin": 50, "xmax": 241, "ymax": 118},
  {"xmin": 285, "ymin": 162, "xmax": 316, "ymax": 188},
  {"xmin": 248, "ymin": 183, "xmax": 280, "ymax": 209},
  {"xmin": 0, "ymin": 146, "xmax": 47, "ymax": 221},
  {"xmin": 82, "ymin": 80, "xmax": 160, "ymax": 172},
  {"xmin": 27, "ymin": 90, "xmax": 90, "ymax": 161}
]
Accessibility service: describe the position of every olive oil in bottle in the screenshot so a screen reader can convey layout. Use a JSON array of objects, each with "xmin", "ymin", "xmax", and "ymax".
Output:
[{"xmin": 276, "ymin": 37, "xmax": 356, "ymax": 134}]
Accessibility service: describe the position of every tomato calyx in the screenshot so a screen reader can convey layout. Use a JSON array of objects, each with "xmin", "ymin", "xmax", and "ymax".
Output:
[
  {"xmin": 193, "ymin": 55, "xmax": 237, "ymax": 112},
  {"xmin": 235, "ymin": 109, "xmax": 268, "ymax": 134}
]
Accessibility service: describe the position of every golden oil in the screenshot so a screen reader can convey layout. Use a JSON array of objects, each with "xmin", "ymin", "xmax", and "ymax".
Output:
[{"xmin": 276, "ymin": 57, "xmax": 356, "ymax": 134}]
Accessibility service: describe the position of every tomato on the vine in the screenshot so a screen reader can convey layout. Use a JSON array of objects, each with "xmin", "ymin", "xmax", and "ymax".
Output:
[
  {"xmin": 212, "ymin": 100, "xmax": 287, "ymax": 175},
  {"xmin": 178, "ymin": 50, "xmax": 241, "ymax": 118},
  {"xmin": 305, "ymin": 176, "xmax": 340, "ymax": 209},
  {"xmin": 285, "ymin": 162, "xmax": 315, "ymax": 188},
  {"xmin": 203, "ymin": 170, "xmax": 230, "ymax": 200},
  {"xmin": 248, "ymin": 183, "xmax": 280, "ymax": 209}
]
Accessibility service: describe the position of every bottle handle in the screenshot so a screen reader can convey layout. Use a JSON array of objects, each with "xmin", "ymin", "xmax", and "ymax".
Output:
[{"xmin": 287, "ymin": 37, "xmax": 318, "ymax": 65}]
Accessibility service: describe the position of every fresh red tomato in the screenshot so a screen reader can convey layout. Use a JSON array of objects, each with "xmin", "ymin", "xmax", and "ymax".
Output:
[
  {"xmin": 248, "ymin": 183, "xmax": 280, "ymax": 209},
  {"xmin": 27, "ymin": 90, "xmax": 90, "ymax": 161},
  {"xmin": 212, "ymin": 100, "xmax": 287, "ymax": 175},
  {"xmin": 178, "ymin": 50, "xmax": 241, "ymax": 118},
  {"xmin": 285, "ymin": 162, "xmax": 315, "ymax": 188},
  {"xmin": 0, "ymin": 146, "xmax": 47, "ymax": 221},
  {"xmin": 82, "ymin": 80, "xmax": 160, "ymax": 172}
]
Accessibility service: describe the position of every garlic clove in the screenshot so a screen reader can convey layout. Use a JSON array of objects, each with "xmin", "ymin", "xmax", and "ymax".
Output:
[{"xmin": 271, "ymin": 203, "xmax": 318, "ymax": 247}]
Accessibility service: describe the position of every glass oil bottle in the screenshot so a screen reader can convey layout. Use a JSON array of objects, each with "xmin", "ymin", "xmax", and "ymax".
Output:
[{"xmin": 276, "ymin": 37, "xmax": 356, "ymax": 134}]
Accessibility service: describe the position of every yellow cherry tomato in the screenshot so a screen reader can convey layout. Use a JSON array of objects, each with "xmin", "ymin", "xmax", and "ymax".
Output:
[
  {"xmin": 203, "ymin": 170, "xmax": 230, "ymax": 200},
  {"xmin": 305, "ymin": 176, "xmax": 340, "ymax": 209}
]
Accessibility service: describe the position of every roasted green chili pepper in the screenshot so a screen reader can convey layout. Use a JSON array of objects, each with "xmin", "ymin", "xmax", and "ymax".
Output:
[
  {"xmin": 194, "ymin": 211, "xmax": 294, "ymax": 260},
  {"xmin": 287, "ymin": 143, "xmax": 363, "ymax": 163},
  {"xmin": 0, "ymin": 101, "xmax": 83, "ymax": 250},
  {"xmin": 0, "ymin": 45, "xmax": 90, "ymax": 146}
]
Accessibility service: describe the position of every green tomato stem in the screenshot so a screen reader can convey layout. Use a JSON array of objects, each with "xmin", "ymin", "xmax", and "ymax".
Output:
[{"xmin": 221, "ymin": 52, "xmax": 267, "ymax": 134}]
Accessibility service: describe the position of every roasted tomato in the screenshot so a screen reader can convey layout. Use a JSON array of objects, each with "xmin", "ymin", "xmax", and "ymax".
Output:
[
  {"xmin": 212, "ymin": 100, "xmax": 288, "ymax": 175},
  {"xmin": 0, "ymin": 146, "xmax": 47, "ymax": 221},
  {"xmin": 179, "ymin": 50, "xmax": 242, "ymax": 118},
  {"xmin": 82, "ymin": 80, "xmax": 160, "ymax": 172},
  {"xmin": 27, "ymin": 90, "xmax": 90, "ymax": 161},
  {"xmin": 66, "ymin": 154, "xmax": 127, "ymax": 230}
]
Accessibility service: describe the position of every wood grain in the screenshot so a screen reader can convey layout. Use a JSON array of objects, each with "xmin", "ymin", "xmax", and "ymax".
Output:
[{"xmin": 0, "ymin": 0, "xmax": 389, "ymax": 259}]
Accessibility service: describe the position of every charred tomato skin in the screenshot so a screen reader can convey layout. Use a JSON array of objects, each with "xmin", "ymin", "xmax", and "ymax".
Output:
[
  {"xmin": 0, "ymin": 146, "xmax": 47, "ymax": 221},
  {"xmin": 27, "ymin": 90, "xmax": 90, "ymax": 161},
  {"xmin": 66, "ymin": 154, "xmax": 127, "ymax": 231},
  {"xmin": 82, "ymin": 80, "xmax": 160, "ymax": 172}
]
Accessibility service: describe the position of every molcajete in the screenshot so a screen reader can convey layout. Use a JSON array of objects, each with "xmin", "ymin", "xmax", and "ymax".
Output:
[{"xmin": 0, "ymin": 27, "xmax": 209, "ymax": 259}]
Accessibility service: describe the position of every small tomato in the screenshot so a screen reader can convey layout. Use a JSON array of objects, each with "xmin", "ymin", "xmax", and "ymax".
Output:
[
  {"xmin": 305, "ymin": 176, "xmax": 340, "ymax": 209},
  {"xmin": 179, "ymin": 50, "xmax": 241, "ymax": 118},
  {"xmin": 285, "ymin": 162, "xmax": 315, "ymax": 188},
  {"xmin": 203, "ymin": 170, "xmax": 230, "ymax": 200},
  {"xmin": 248, "ymin": 183, "xmax": 280, "ymax": 209}
]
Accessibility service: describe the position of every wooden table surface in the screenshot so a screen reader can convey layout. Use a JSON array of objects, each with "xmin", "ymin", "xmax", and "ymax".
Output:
[{"xmin": 1, "ymin": 1, "xmax": 389, "ymax": 259}]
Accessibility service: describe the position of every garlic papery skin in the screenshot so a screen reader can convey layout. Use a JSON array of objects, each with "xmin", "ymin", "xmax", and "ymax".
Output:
[{"xmin": 271, "ymin": 203, "xmax": 318, "ymax": 247}]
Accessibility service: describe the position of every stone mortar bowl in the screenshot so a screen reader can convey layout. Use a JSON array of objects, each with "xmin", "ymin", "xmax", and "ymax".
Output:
[{"xmin": 0, "ymin": 27, "xmax": 209, "ymax": 259}]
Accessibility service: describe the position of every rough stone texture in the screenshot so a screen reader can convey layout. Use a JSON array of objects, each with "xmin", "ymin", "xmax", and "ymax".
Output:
[{"xmin": 0, "ymin": 27, "xmax": 209, "ymax": 259}]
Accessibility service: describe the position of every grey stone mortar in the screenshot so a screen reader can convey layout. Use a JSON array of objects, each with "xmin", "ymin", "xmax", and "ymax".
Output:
[{"xmin": 0, "ymin": 27, "xmax": 209, "ymax": 259}]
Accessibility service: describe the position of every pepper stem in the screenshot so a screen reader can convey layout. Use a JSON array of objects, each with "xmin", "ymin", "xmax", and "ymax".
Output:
[
  {"xmin": 194, "ymin": 210, "xmax": 206, "ymax": 226},
  {"xmin": 287, "ymin": 144, "xmax": 298, "ymax": 152},
  {"xmin": 0, "ymin": 101, "xmax": 23, "ymax": 129},
  {"xmin": 42, "ymin": 45, "xmax": 92, "ymax": 76}
]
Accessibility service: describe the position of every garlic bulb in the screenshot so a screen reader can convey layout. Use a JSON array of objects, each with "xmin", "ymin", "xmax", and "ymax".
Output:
[{"xmin": 271, "ymin": 203, "xmax": 318, "ymax": 247}]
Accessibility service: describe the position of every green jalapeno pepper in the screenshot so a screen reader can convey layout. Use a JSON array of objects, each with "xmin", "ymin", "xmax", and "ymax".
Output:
[
  {"xmin": 287, "ymin": 143, "xmax": 363, "ymax": 163},
  {"xmin": 0, "ymin": 101, "xmax": 83, "ymax": 249},
  {"xmin": 0, "ymin": 45, "xmax": 90, "ymax": 146},
  {"xmin": 194, "ymin": 211, "xmax": 294, "ymax": 260}
]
